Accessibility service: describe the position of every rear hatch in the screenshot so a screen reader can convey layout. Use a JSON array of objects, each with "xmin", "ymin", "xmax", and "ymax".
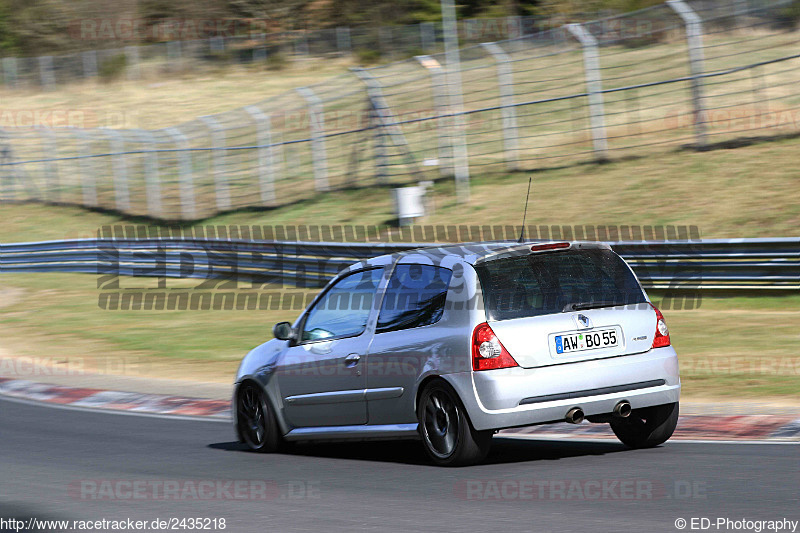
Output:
[{"xmin": 474, "ymin": 246, "xmax": 656, "ymax": 368}]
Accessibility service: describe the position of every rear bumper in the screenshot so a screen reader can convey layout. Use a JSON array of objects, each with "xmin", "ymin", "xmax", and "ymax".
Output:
[{"xmin": 444, "ymin": 346, "xmax": 680, "ymax": 431}]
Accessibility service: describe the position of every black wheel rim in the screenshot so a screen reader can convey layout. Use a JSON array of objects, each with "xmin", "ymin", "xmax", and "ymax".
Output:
[
  {"xmin": 238, "ymin": 385, "xmax": 266, "ymax": 449},
  {"xmin": 422, "ymin": 390, "xmax": 459, "ymax": 459}
]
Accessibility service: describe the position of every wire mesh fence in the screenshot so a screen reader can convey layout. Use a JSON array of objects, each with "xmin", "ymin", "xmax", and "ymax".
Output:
[
  {"xmin": 0, "ymin": 17, "xmax": 531, "ymax": 89},
  {"xmin": 1, "ymin": 0, "xmax": 799, "ymax": 220}
]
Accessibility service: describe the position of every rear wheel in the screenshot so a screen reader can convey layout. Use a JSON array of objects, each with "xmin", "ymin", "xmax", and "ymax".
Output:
[
  {"xmin": 237, "ymin": 382, "xmax": 283, "ymax": 453},
  {"xmin": 610, "ymin": 402, "xmax": 679, "ymax": 449},
  {"xmin": 418, "ymin": 381, "xmax": 492, "ymax": 466}
]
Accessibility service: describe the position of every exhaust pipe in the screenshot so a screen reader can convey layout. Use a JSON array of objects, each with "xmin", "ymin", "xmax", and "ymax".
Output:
[
  {"xmin": 613, "ymin": 400, "xmax": 632, "ymax": 418},
  {"xmin": 565, "ymin": 407, "xmax": 584, "ymax": 424}
]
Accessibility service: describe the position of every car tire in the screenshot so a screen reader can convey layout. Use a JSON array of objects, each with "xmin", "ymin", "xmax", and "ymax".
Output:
[
  {"xmin": 236, "ymin": 382, "xmax": 283, "ymax": 453},
  {"xmin": 610, "ymin": 401, "xmax": 679, "ymax": 449},
  {"xmin": 418, "ymin": 380, "xmax": 492, "ymax": 466}
]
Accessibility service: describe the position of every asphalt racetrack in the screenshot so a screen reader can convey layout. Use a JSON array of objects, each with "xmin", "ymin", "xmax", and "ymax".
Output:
[{"xmin": 1, "ymin": 396, "xmax": 797, "ymax": 533}]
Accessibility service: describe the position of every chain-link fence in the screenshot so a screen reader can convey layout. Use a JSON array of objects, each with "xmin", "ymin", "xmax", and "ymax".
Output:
[
  {"xmin": 0, "ymin": 17, "xmax": 531, "ymax": 89},
  {"xmin": 1, "ymin": 0, "xmax": 799, "ymax": 220}
]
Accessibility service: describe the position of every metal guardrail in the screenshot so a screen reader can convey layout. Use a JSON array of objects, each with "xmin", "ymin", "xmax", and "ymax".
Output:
[
  {"xmin": 614, "ymin": 238, "xmax": 800, "ymax": 290},
  {"xmin": 1, "ymin": 237, "xmax": 798, "ymax": 291}
]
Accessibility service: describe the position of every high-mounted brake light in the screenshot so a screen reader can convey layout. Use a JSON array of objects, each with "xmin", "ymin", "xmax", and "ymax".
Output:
[
  {"xmin": 472, "ymin": 323, "xmax": 519, "ymax": 371},
  {"xmin": 649, "ymin": 303, "xmax": 671, "ymax": 348},
  {"xmin": 530, "ymin": 242, "xmax": 570, "ymax": 252}
]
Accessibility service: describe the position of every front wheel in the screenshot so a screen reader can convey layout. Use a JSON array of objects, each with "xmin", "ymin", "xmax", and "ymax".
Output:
[
  {"xmin": 236, "ymin": 382, "xmax": 283, "ymax": 453},
  {"xmin": 610, "ymin": 401, "xmax": 679, "ymax": 449},
  {"xmin": 418, "ymin": 381, "xmax": 492, "ymax": 466}
]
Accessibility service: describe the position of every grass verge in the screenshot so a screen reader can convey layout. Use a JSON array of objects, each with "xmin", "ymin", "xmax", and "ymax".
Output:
[
  {"xmin": 0, "ymin": 273, "xmax": 798, "ymax": 401},
  {"xmin": 1, "ymin": 135, "xmax": 800, "ymax": 244}
]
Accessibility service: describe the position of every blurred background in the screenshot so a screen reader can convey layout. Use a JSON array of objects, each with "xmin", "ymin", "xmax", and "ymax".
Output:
[{"xmin": 0, "ymin": 0, "xmax": 798, "ymax": 405}]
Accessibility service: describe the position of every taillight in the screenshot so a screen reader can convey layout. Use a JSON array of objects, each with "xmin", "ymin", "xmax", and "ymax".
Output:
[
  {"xmin": 649, "ymin": 303, "xmax": 671, "ymax": 348},
  {"xmin": 472, "ymin": 323, "xmax": 519, "ymax": 371}
]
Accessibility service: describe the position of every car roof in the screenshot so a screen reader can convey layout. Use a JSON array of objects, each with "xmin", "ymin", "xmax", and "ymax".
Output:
[{"xmin": 356, "ymin": 240, "xmax": 612, "ymax": 271}]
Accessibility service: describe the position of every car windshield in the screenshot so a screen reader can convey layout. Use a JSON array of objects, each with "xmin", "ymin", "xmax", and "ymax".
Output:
[{"xmin": 475, "ymin": 248, "xmax": 646, "ymax": 321}]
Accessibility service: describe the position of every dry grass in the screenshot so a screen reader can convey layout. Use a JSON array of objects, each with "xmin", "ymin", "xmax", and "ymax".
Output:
[
  {"xmin": 1, "ymin": 131, "xmax": 799, "ymax": 243},
  {"xmin": 1, "ymin": 25, "xmax": 799, "ymax": 402},
  {"xmin": 3, "ymin": 26, "xmax": 800, "ymax": 220},
  {"xmin": 0, "ymin": 273, "xmax": 317, "ymax": 383},
  {"xmin": 0, "ymin": 57, "xmax": 357, "ymax": 130},
  {"xmin": 0, "ymin": 273, "xmax": 797, "ymax": 400}
]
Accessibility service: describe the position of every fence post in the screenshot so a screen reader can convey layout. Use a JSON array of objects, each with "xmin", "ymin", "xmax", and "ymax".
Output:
[
  {"xmin": 566, "ymin": 23, "xmax": 609, "ymax": 161},
  {"xmin": 82, "ymin": 50, "xmax": 98, "ymax": 79},
  {"xmin": 136, "ymin": 130, "xmax": 163, "ymax": 218},
  {"xmin": 734, "ymin": 0, "xmax": 750, "ymax": 30},
  {"xmin": 244, "ymin": 105, "xmax": 279, "ymax": 206},
  {"xmin": 295, "ymin": 87, "xmax": 329, "ymax": 192},
  {"xmin": 415, "ymin": 55, "xmax": 451, "ymax": 177},
  {"xmin": 167, "ymin": 41, "xmax": 182, "ymax": 71},
  {"xmin": 165, "ymin": 127, "xmax": 197, "ymax": 219},
  {"xmin": 378, "ymin": 27, "xmax": 393, "ymax": 57},
  {"xmin": 372, "ymin": 104, "xmax": 389, "ymax": 184},
  {"xmin": 210, "ymin": 36, "xmax": 225, "ymax": 53},
  {"xmin": 552, "ymin": 25, "xmax": 568, "ymax": 51},
  {"xmin": 294, "ymin": 34, "xmax": 309, "ymax": 57},
  {"xmin": 351, "ymin": 69, "xmax": 388, "ymax": 183},
  {"xmin": 125, "ymin": 46, "xmax": 140, "ymax": 80},
  {"xmin": 442, "ymin": 0, "xmax": 470, "ymax": 201},
  {"xmin": 481, "ymin": 42, "xmax": 519, "ymax": 171},
  {"xmin": 336, "ymin": 27, "xmax": 352, "ymax": 55},
  {"xmin": 668, "ymin": 0, "xmax": 708, "ymax": 148},
  {"xmin": 2, "ymin": 57, "xmax": 17, "ymax": 88},
  {"xmin": 101, "ymin": 128, "xmax": 130, "ymax": 212},
  {"xmin": 352, "ymin": 68, "xmax": 422, "ymax": 182},
  {"xmin": 74, "ymin": 129, "xmax": 98, "ymax": 207},
  {"xmin": 253, "ymin": 36, "xmax": 268, "ymax": 63},
  {"xmin": 199, "ymin": 115, "xmax": 232, "ymax": 212},
  {"xmin": 0, "ymin": 128, "xmax": 16, "ymax": 201},
  {"xmin": 419, "ymin": 22, "xmax": 436, "ymax": 53},
  {"xmin": 506, "ymin": 15, "xmax": 523, "ymax": 39},
  {"xmin": 39, "ymin": 56, "xmax": 56, "ymax": 90},
  {"xmin": 36, "ymin": 126, "xmax": 61, "ymax": 202}
]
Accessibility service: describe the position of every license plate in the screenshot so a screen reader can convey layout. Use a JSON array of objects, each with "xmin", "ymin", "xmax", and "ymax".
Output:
[{"xmin": 555, "ymin": 328, "xmax": 618, "ymax": 354}]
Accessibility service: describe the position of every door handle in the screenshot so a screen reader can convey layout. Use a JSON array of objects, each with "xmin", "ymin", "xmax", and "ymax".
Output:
[{"xmin": 343, "ymin": 354, "xmax": 361, "ymax": 367}]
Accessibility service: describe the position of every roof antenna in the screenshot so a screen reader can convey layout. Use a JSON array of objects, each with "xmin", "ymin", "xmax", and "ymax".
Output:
[{"xmin": 517, "ymin": 177, "xmax": 532, "ymax": 243}]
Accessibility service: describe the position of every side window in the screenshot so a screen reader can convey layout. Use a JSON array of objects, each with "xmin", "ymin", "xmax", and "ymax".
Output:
[
  {"xmin": 301, "ymin": 268, "xmax": 382, "ymax": 342},
  {"xmin": 376, "ymin": 264, "xmax": 452, "ymax": 334}
]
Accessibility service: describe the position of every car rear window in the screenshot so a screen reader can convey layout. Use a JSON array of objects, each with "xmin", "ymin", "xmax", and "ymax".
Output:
[{"xmin": 475, "ymin": 249, "xmax": 646, "ymax": 321}]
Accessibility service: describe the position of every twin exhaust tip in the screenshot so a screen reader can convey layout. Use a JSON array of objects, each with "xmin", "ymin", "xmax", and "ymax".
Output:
[
  {"xmin": 613, "ymin": 400, "xmax": 632, "ymax": 418},
  {"xmin": 565, "ymin": 407, "xmax": 584, "ymax": 424},
  {"xmin": 565, "ymin": 401, "xmax": 631, "ymax": 424}
]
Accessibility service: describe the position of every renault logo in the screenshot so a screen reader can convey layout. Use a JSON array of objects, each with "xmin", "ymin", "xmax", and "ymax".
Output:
[{"xmin": 576, "ymin": 314, "xmax": 591, "ymax": 329}]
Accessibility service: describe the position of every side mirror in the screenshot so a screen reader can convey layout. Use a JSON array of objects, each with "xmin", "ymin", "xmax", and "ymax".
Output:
[{"xmin": 272, "ymin": 321, "xmax": 295, "ymax": 341}]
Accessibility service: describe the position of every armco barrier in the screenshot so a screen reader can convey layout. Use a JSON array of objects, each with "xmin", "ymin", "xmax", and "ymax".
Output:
[{"xmin": 1, "ymin": 237, "xmax": 798, "ymax": 291}]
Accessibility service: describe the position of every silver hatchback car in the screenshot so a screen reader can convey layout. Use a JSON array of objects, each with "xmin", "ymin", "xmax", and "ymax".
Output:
[{"xmin": 233, "ymin": 241, "xmax": 680, "ymax": 466}]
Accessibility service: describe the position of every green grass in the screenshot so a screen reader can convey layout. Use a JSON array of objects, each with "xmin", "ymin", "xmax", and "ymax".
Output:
[
  {"xmin": 0, "ymin": 57, "xmax": 358, "ymax": 129},
  {"xmin": 650, "ymin": 292, "xmax": 800, "ymax": 399},
  {"xmin": 0, "ymin": 273, "xmax": 317, "ymax": 383},
  {"xmin": 5, "ymin": 27, "xmax": 800, "ymax": 219},
  {"xmin": 0, "ymin": 273, "xmax": 798, "ymax": 400},
  {"xmin": 1, "ymin": 134, "xmax": 800, "ymax": 243},
  {"xmin": 2, "ymin": 26, "xmax": 799, "ymax": 401}
]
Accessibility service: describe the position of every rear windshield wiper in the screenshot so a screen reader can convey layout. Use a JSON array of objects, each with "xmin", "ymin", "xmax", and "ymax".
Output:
[{"xmin": 562, "ymin": 301, "xmax": 617, "ymax": 312}]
